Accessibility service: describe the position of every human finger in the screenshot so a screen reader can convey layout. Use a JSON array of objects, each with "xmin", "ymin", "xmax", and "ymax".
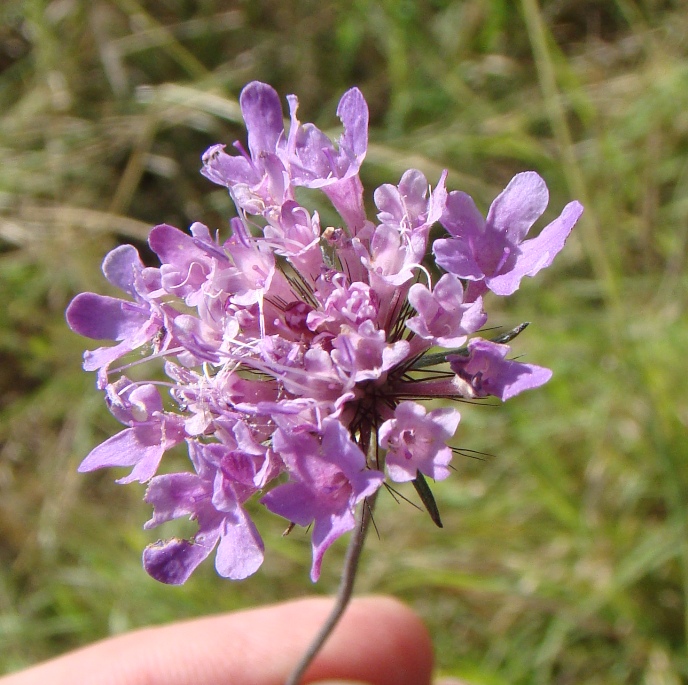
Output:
[{"xmin": 0, "ymin": 595, "xmax": 433, "ymax": 685}]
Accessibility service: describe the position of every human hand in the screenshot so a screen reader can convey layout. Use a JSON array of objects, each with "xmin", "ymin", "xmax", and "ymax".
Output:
[{"xmin": 0, "ymin": 596, "xmax": 435, "ymax": 685}]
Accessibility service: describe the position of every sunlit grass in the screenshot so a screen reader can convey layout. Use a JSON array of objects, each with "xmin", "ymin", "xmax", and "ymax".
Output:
[{"xmin": 1, "ymin": 1, "xmax": 687, "ymax": 682}]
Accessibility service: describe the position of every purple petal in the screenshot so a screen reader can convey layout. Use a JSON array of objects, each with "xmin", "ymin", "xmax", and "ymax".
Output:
[
  {"xmin": 310, "ymin": 505, "xmax": 356, "ymax": 581},
  {"xmin": 149, "ymin": 224, "xmax": 210, "ymax": 270},
  {"xmin": 214, "ymin": 504, "xmax": 265, "ymax": 580},
  {"xmin": 497, "ymin": 362, "xmax": 552, "ymax": 400},
  {"xmin": 172, "ymin": 315, "xmax": 222, "ymax": 363},
  {"xmin": 81, "ymin": 340, "xmax": 137, "ymax": 373},
  {"xmin": 200, "ymin": 144, "xmax": 256, "ymax": 187},
  {"xmin": 78, "ymin": 427, "xmax": 165, "ymax": 484},
  {"xmin": 433, "ymin": 238, "xmax": 485, "ymax": 281},
  {"xmin": 320, "ymin": 420, "xmax": 366, "ymax": 477},
  {"xmin": 66, "ymin": 293, "xmax": 149, "ymax": 341},
  {"xmin": 143, "ymin": 472, "xmax": 206, "ymax": 526},
  {"xmin": 102, "ymin": 245, "xmax": 144, "ymax": 297},
  {"xmin": 440, "ymin": 190, "xmax": 485, "ymax": 239},
  {"xmin": 240, "ymin": 81, "xmax": 285, "ymax": 157},
  {"xmin": 143, "ymin": 534, "xmax": 217, "ymax": 585},
  {"xmin": 263, "ymin": 421, "xmax": 383, "ymax": 581},
  {"xmin": 261, "ymin": 481, "xmax": 316, "ymax": 527},
  {"xmin": 291, "ymin": 123, "xmax": 333, "ymax": 183},
  {"xmin": 487, "ymin": 201, "xmax": 583, "ymax": 296},
  {"xmin": 374, "ymin": 169, "xmax": 428, "ymax": 230},
  {"xmin": 80, "ymin": 317, "xmax": 160, "ymax": 372},
  {"xmin": 485, "ymin": 171, "xmax": 548, "ymax": 244},
  {"xmin": 449, "ymin": 339, "xmax": 553, "ymax": 401},
  {"xmin": 336, "ymin": 86, "xmax": 368, "ymax": 162},
  {"xmin": 322, "ymin": 175, "xmax": 367, "ymax": 233},
  {"xmin": 427, "ymin": 171, "xmax": 448, "ymax": 226},
  {"xmin": 133, "ymin": 382, "xmax": 163, "ymax": 410}
]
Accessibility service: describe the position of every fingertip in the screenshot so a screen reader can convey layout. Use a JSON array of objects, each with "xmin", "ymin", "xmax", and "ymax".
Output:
[{"xmin": 304, "ymin": 595, "xmax": 434, "ymax": 685}]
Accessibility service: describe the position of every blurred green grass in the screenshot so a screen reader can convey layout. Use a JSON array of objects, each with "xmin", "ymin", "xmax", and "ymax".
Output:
[{"xmin": 1, "ymin": 0, "xmax": 687, "ymax": 682}]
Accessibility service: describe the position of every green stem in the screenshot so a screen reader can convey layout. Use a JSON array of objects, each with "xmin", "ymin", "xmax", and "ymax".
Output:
[{"xmin": 285, "ymin": 491, "xmax": 378, "ymax": 685}]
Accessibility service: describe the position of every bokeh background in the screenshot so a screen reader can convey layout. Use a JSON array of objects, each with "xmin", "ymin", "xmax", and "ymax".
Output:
[{"xmin": 1, "ymin": 1, "xmax": 687, "ymax": 683}]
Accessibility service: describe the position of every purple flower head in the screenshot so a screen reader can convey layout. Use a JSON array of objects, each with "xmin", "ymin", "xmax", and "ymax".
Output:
[
  {"xmin": 68, "ymin": 81, "xmax": 578, "ymax": 586},
  {"xmin": 433, "ymin": 172, "xmax": 584, "ymax": 297}
]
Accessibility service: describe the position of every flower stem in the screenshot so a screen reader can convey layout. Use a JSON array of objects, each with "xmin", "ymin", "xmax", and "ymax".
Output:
[{"xmin": 285, "ymin": 490, "xmax": 379, "ymax": 685}]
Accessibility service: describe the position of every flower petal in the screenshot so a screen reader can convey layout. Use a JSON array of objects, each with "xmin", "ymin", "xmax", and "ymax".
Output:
[
  {"xmin": 66, "ymin": 293, "xmax": 149, "ymax": 341},
  {"xmin": 485, "ymin": 171, "xmax": 548, "ymax": 244},
  {"xmin": 240, "ymin": 81, "xmax": 285, "ymax": 158},
  {"xmin": 487, "ymin": 201, "xmax": 583, "ymax": 295},
  {"xmin": 143, "ymin": 534, "xmax": 217, "ymax": 585},
  {"xmin": 214, "ymin": 503, "xmax": 265, "ymax": 580}
]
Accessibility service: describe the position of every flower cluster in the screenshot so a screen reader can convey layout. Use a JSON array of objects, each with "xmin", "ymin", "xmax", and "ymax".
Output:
[{"xmin": 67, "ymin": 82, "xmax": 583, "ymax": 585}]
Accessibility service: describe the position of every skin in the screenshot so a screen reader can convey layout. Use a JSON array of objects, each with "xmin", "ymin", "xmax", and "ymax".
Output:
[{"xmin": 0, "ymin": 596, "xmax": 434, "ymax": 685}]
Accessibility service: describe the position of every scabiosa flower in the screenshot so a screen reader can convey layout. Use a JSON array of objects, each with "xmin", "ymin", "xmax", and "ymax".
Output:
[{"xmin": 67, "ymin": 81, "xmax": 582, "ymax": 594}]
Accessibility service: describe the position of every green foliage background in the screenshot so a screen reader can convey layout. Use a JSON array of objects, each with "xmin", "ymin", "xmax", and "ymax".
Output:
[{"xmin": 1, "ymin": 1, "xmax": 687, "ymax": 683}]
